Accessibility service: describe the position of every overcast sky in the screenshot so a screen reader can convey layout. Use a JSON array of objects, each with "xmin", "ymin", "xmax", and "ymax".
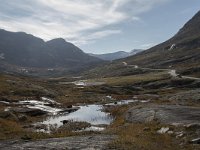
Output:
[{"xmin": 0, "ymin": 0, "xmax": 200, "ymax": 54}]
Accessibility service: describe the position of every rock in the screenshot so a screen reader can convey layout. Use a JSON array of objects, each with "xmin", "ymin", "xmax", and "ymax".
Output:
[
  {"xmin": 17, "ymin": 114, "xmax": 27, "ymax": 122},
  {"xmin": 67, "ymin": 105, "xmax": 73, "ymax": 108},
  {"xmin": 189, "ymin": 138, "xmax": 200, "ymax": 144},
  {"xmin": 60, "ymin": 120, "xmax": 69, "ymax": 124},
  {"xmin": 126, "ymin": 105, "xmax": 200, "ymax": 125},
  {"xmin": 0, "ymin": 97, "xmax": 11, "ymax": 102},
  {"xmin": 185, "ymin": 123, "xmax": 200, "ymax": 130},
  {"xmin": 0, "ymin": 135, "xmax": 115, "ymax": 150},
  {"xmin": 0, "ymin": 111, "xmax": 11, "ymax": 118},
  {"xmin": 23, "ymin": 125, "xmax": 34, "ymax": 129},
  {"xmin": 0, "ymin": 111, "xmax": 18, "ymax": 121},
  {"xmin": 166, "ymin": 89, "xmax": 200, "ymax": 105},
  {"xmin": 9, "ymin": 107, "xmax": 47, "ymax": 116},
  {"xmin": 176, "ymin": 132, "xmax": 184, "ymax": 138},
  {"xmin": 144, "ymin": 81, "xmax": 168, "ymax": 89},
  {"xmin": 126, "ymin": 108, "xmax": 156, "ymax": 123},
  {"xmin": 59, "ymin": 107, "xmax": 79, "ymax": 113},
  {"xmin": 157, "ymin": 127, "xmax": 170, "ymax": 134},
  {"xmin": 34, "ymin": 124, "xmax": 47, "ymax": 130},
  {"xmin": 59, "ymin": 121, "xmax": 91, "ymax": 131},
  {"xmin": 143, "ymin": 127, "xmax": 150, "ymax": 131},
  {"xmin": 21, "ymin": 135, "xmax": 32, "ymax": 141},
  {"xmin": 167, "ymin": 131, "xmax": 174, "ymax": 134}
]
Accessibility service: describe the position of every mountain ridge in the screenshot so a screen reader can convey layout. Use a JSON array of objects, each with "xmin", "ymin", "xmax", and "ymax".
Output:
[
  {"xmin": 89, "ymin": 49, "xmax": 144, "ymax": 61},
  {"xmin": 0, "ymin": 29, "xmax": 103, "ymax": 76},
  {"xmin": 86, "ymin": 10, "xmax": 200, "ymax": 77}
]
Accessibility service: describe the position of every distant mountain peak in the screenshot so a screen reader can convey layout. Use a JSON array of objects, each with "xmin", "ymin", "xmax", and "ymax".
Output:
[
  {"xmin": 47, "ymin": 38, "xmax": 66, "ymax": 43},
  {"xmin": 174, "ymin": 10, "xmax": 200, "ymax": 40},
  {"xmin": 119, "ymin": 10, "xmax": 200, "ymax": 70},
  {"xmin": 89, "ymin": 49, "xmax": 144, "ymax": 61},
  {"xmin": 0, "ymin": 29, "xmax": 103, "ymax": 76}
]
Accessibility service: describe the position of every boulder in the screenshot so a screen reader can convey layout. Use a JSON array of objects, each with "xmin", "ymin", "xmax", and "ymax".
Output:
[
  {"xmin": 17, "ymin": 114, "xmax": 28, "ymax": 122},
  {"xmin": 59, "ymin": 107, "xmax": 79, "ymax": 113},
  {"xmin": 0, "ymin": 111, "xmax": 11, "ymax": 118},
  {"xmin": 126, "ymin": 105, "xmax": 200, "ymax": 125},
  {"xmin": 9, "ymin": 107, "xmax": 47, "ymax": 116},
  {"xmin": 60, "ymin": 120, "xmax": 69, "ymax": 124},
  {"xmin": 189, "ymin": 138, "xmax": 200, "ymax": 144},
  {"xmin": 157, "ymin": 127, "xmax": 170, "ymax": 134}
]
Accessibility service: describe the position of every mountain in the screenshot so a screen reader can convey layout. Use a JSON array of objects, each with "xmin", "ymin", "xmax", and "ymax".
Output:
[
  {"xmin": 89, "ymin": 49, "xmax": 144, "ymax": 61},
  {"xmin": 0, "ymin": 29, "xmax": 103, "ymax": 76},
  {"xmin": 122, "ymin": 10, "xmax": 200, "ymax": 74},
  {"xmin": 87, "ymin": 10, "xmax": 200, "ymax": 77}
]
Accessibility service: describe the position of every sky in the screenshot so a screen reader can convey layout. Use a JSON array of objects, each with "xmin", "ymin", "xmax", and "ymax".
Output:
[{"xmin": 0, "ymin": 0, "xmax": 200, "ymax": 54}]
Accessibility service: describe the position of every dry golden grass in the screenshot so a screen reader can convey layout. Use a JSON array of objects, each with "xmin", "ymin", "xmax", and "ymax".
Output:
[
  {"xmin": 0, "ymin": 119, "xmax": 25, "ymax": 140},
  {"xmin": 108, "ymin": 123, "xmax": 179, "ymax": 150},
  {"xmin": 101, "ymin": 71, "xmax": 169, "ymax": 86},
  {"xmin": 106, "ymin": 105, "xmax": 196, "ymax": 150}
]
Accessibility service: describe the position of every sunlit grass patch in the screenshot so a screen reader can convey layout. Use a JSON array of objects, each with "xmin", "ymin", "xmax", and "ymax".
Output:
[{"xmin": 101, "ymin": 71, "xmax": 170, "ymax": 86}]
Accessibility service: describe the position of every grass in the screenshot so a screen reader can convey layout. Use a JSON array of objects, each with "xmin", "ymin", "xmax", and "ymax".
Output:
[
  {"xmin": 0, "ymin": 70, "xmax": 199, "ymax": 150},
  {"xmin": 106, "ymin": 105, "xmax": 196, "ymax": 150},
  {"xmin": 0, "ymin": 119, "xmax": 25, "ymax": 140},
  {"xmin": 0, "ymin": 117, "xmax": 99, "ymax": 140},
  {"xmin": 101, "ymin": 71, "xmax": 170, "ymax": 86},
  {"xmin": 108, "ymin": 123, "xmax": 178, "ymax": 150}
]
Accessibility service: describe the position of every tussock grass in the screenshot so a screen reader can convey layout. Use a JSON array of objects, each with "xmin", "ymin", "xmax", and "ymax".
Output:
[
  {"xmin": 106, "ymin": 105, "xmax": 194, "ymax": 150},
  {"xmin": 0, "ymin": 119, "xmax": 25, "ymax": 140},
  {"xmin": 102, "ymin": 71, "xmax": 169, "ymax": 86}
]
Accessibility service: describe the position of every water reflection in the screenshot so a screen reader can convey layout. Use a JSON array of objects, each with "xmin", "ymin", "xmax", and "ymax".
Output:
[{"xmin": 41, "ymin": 104, "xmax": 113, "ymax": 128}]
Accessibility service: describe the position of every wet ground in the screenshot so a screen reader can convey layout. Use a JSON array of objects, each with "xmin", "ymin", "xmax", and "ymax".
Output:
[{"xmin": 1, "ymin": 96, "xmax": 144, "ymax": 132}]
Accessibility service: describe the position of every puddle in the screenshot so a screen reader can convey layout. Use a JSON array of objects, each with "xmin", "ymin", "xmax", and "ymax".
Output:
[
  {"xmin": 39, "ymin": 104, "xmax": 113, "ymax": 129},
  {"xmin": 59, "ymin": 80, "xmax": 105, "ymax": 86},
  {"xmin": 80, "ymin": 126, "xmax": 105, "ymax": 132},
  {"xmin": 35, "ymin": 99, "xmax": 150, "ymax": 132},
  {"xmin": 73, "ymin": 81, "xmax": 105, "ymax": 86},
  {"xmin": 105, "ymin": 99, "xmax": 138, "ymax": 106}
]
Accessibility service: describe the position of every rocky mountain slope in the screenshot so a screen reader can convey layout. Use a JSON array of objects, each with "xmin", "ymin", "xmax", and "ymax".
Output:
[
  {"xmin": 0, "ymin": 29, "xmax": 103, "ymax": 76},
  {"xmin": 87, "ymin": 10, "xmax": 200, "ymax": 77},
  {"xmin": 122, "ymin": 10, "xmax": 200, "ymax": 74}
]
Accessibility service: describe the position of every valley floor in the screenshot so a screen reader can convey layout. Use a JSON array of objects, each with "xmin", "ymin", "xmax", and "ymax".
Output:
[{"xmin": 0, "ymin": 70, "xmax": 200, "ymax": 149}]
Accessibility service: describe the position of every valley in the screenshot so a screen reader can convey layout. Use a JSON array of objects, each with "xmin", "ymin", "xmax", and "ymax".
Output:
[
  {"xmin": 0, "ymin": 4, "xmax": 200, "ymax": 150},
  {"xmin": 0, "ymin": 67, "xmax": 200, "ymax": 149}
]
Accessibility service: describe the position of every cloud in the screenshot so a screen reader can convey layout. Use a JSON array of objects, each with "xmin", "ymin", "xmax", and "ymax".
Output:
[
  {"xmin": 140, "ymin": 43, "xmax": 156, "ymax": 49},
  {"xmin": 0, "ymin": 0, "xmax": 169, "ymax": 45},
  {"xmin": 70, "ymin": 30, "xmax": 122, "ymax": 46}
]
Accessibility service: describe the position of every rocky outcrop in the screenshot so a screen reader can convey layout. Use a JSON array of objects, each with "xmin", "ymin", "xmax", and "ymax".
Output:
[
  {"xmin": 166, "ymin": 89, "xmax": 200, "ymax": 104},
  {"xmin": 59, "ymin": 107, "xmax": 80, "ymax": 113},
  {"xmin": 8, "ymin": 107, "xmax": 47, "ymax": 116},
  {"xmin": 0, "ymin": 135, "xmax": 115, "ymax": 150},
  {"xmin": 126, "ymin": 105, "xmax": 200, "ymax": 125}
]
